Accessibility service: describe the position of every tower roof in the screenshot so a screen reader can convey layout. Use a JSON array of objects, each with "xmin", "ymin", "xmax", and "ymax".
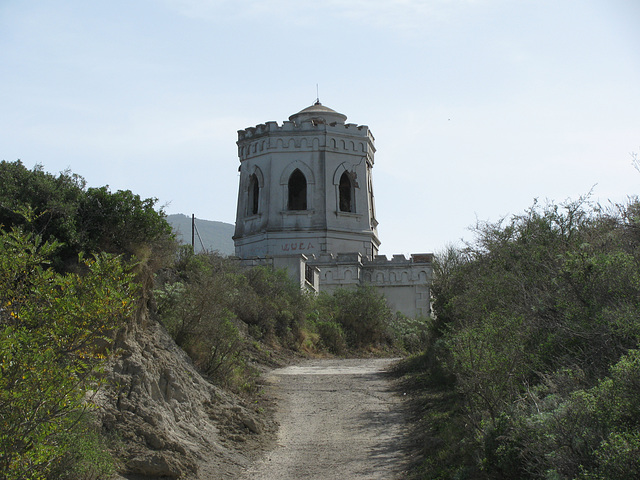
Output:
[{"xmin": 289, "ymin": 101, "xmax": 347, "ymax": 125}]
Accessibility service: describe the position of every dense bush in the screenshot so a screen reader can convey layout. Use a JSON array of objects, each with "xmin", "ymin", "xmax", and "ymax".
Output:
[
  {"xmin": 78, "ymin": 186, "xmax": 173, "ymax": 256},
  {"xmin": 236, "ymin": 265, "xmax": 310, "ymax": 345},
  {"xmin": 407, "ymin": 197, "xmax": 640, "ymax": 479},
  {"xmin": 314, "ymin": 319, "xmax": 348, "ymax": 355},
  {"xmin": 47, "ymin": 415, "xmax": 118, "ymax": 480},
  {"xmin": 155, "ymin": 250, "xmax": 248, "ymax": 387},
  {"xmin": 0, "ymin": 227, "xmax": 136, "ymax": 479},
  {"xmin": 0, "ymin": 160, "xmax": 173, "ymax": 269},
  {"xmin": 313, "ymin": 286, "xmax": 394, "ymax": 349},
  {"xmin": 155, "ymin": 251, "xmax": 319, "ymax": 389},
  {"xmin": 317, "ymin": 288, "xmax": 431, "ymax": 354},
  {"xmin": 388, "ymin": 314, "xmax": 431, "ymax": 353},
  {"xmin": 0, "ymin": 161, "xmax": 85, "ymax": 264}
]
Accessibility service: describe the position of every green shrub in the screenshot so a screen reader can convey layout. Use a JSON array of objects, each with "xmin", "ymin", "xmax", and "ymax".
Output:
[
  {"xmin": 387, "ymin": 314, "xmax": 430, "ymax": 353},
  {"xmin": 155, "ymin": 254, "xmax": 247, "ymax": 387},
  {"xmin": 239, "ymin": 266, "xmax": 309, "ymax": 346},
  {"xmin": 0, "ymin": 160, "xmax": 173, "ymax": 270},
  {"xmin": 534, "ymin": 349, "xmax": 640, "ymax": 479},
  {"xmin": 328, "ymin": 286, "xmax": 393, "ymax": 349},
  {"xmin": 78, "ymin": 186, "xmax": 173, "ymax": 257},
  {"xmin": 315, "ymin": 320, "xmax": 347, "ymax": 355},
  {"xmin": 156, "ymin": 252, "xmax": 315, "ymax": 387},
  {"xmin": 410, "ymin": 197, "xmax": 640, "ymax": 478},
  {"xmin": 0, "ymin": 227, "xmax": 136, "ymax": 479},
  {"xmin": 48, "ymin": 414, "xmax": 117, "ymax": 480}
]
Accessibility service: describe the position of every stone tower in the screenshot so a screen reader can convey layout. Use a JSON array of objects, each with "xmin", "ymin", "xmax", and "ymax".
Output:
[
  {"xmin": 233, "ymin": 102, "xmax": 433, "ymax": 318},
  {"xmin": 233, "ymin": 102, "xmax": 380, "ymax": 259}
]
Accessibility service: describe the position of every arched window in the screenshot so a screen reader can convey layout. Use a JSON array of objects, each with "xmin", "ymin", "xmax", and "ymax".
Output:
[
  {"xmin": 248, "ymin": 174, "xmax": 259, "ymax": 215},
  {"xmin": 339, "ymin": 171, "xmax": 353, "ymax": 212},
  {"xmin": 288, "ymin": 169, "xmax": 307, "ymax": 210}
]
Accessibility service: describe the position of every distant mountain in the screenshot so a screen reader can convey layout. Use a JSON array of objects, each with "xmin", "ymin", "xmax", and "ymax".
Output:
[{"xmin": 166, "ymin": 214, "xmax": 235, "ymax": 256}]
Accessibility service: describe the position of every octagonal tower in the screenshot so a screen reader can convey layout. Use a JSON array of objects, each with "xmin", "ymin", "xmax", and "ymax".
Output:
[{"xmin": 233, "ymin": 102, "xmax": 380, "ymax": 259}]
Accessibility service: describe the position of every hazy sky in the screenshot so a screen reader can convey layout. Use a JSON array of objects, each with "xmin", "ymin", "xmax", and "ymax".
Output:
[{"xmin": 1, "ymin": 0, "xmax": 639, "ymax": 255}]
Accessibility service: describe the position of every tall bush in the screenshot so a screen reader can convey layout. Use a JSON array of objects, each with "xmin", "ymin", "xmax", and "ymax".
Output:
[
  {"xmin": 413, "ymin": 197, "xmax": 640, "ymax": 479},
  {"xmin": 155, "ymin": 253, "xmax": 246, "ymax": 386},
  {"xmin": 0, "ymin": 227, "xmax": 136, "ymax": 479},
  {"xmin": 315, "ymin": 286, "xmax": 393, "ymax": 349}
]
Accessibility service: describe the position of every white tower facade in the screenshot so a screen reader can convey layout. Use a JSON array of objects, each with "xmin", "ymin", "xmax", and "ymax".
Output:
[{"xmin": 234, "ymin": 102, "xmax": 380, "ymax": 259}]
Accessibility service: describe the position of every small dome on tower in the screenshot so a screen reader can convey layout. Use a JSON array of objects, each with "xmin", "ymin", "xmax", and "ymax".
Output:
[{"xmin": 289, "ymin": 101, "xmax": 347, "ymax": 125}]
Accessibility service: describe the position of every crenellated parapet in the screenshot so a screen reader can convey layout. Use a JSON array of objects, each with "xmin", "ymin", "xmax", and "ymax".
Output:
[
  {"xmin": 310, "ymin": 252, "xmax": 433, "ymax": 265},
  {"xmin": 237, "ymin": 120, "xmax": 375, "ymax": 161},
  {"xmin": 308, "ymin": 252, "xmax": 433, "ymax": 287},
  {"xmin": 238, "ymin": 120, "xmax": 372, "ymax": 140},
  {"xmin": 366, "ymin": 253, "xmax": 434, "ymax": 265},
  {"xmin": 362, "ymin": 254, "xmax": 432, "ymax": 287}
]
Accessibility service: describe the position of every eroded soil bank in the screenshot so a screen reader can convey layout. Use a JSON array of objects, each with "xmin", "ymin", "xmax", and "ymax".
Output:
[{"xmin": 236, "ymin": 358, "xmax": 410, "ymax": 480}]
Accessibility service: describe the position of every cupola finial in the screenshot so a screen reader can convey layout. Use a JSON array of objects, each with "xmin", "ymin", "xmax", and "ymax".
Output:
[{"xmin": 315, "ymin": 84, "xmax": 320, "ymax": 105}]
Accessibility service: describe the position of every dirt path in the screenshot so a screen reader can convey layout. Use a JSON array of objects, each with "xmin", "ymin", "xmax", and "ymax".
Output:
[{"xmin": 237, "ymin": 358, "xmax": 409, "ymax": 480}]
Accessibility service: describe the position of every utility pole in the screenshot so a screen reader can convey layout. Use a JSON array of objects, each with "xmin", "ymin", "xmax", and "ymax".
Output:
[{"xmin": 191, "ymin": 214, "xmax": 195, "ymax": 251}]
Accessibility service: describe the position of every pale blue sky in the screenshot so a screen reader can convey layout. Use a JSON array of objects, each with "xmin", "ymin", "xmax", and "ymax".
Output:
[{"xmin": 1, "ymin": 0, "xmax": 639, "ymax": 255}]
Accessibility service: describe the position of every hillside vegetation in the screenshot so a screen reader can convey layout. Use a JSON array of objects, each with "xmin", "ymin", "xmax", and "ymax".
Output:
[
  {"xmin": 0, "ymin": 160, "xmax": 422, "ymax": 479},
  {"xmin": 153, "ymin": 247, "xmax": 428, "ymax": 392},
  {"xmin": 400, "ymin": 196, "xmax": 640, "ymax": 479}
]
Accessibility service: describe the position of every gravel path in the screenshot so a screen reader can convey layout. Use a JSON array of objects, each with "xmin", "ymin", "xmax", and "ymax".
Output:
[{"xmin": 238, "ymin": 358, "xmax": 409, "ymax": 480}]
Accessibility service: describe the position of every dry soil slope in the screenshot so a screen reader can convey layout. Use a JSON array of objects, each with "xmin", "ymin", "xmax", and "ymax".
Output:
[{"xmin": 95, "ymin": 310, "xmax": 275, "ymax": 479}]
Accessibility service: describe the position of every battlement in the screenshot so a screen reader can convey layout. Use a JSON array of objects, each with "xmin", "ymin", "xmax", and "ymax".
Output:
[
  {"xmin": 367, "ymin": 253, "xmax": 434, "ymax": 264},
  {"xmin": 307, "ymin": 251, "xmax": 433, "ymax": 315},
  {"xmin": 309, "ymin": 252, "xmax": 433, "ymax": 266},
  {"xmin": 237, "ymin": 127, "xmax": 376, "ymax": 161},
  {"xmin": 237, "ymin": 119, "xmax": 372, "ymax": 142}
]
